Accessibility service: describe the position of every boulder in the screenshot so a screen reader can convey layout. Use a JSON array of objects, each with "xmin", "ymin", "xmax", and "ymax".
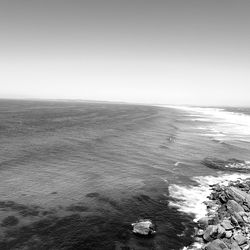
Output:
[
  {"xmin": 205, "ymin": 239, "xmax": 229, "ymax": 250},
  {"xmin": 197, "ymin": 217, "xmax": 209, "ymax": 229},
  {"xmin": 131, "ymin": 219, "xmax": 156, "ymax": 236},
  {"xmin": 226, "ymin": 187, "xmax": 250, "ymax": 208},
  {"xmin": 233, "ymin": 233, "xmax": 247, "ymax": 246},
  {"xmin": 225, "ymin": 230, "xmax": 233, "ymax": 238},
  {"xmin": 227, "ymin": 200, "xmax": 245, "ymax": 213},
  {"xmin": 203, "ymin": 225, "xmax": 224, "ymax": 242},
  {"xmin": 221, "ymin": 219, "xmax": 234, "ymax": 230},
  {"xmin": 203, "ymin": 225, "xmax": 218, "ymax": 241},
  {"xmin": 233, "ymin": 212, "xmax": 244, "ymax": 226},
  {"xmin": 231, "ymin": 240, "xmax": 241, "ymax": 250}
]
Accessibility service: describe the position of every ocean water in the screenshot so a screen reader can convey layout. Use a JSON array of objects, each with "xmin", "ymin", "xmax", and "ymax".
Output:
[{"xmin": 0, "ymin": 100, "xmax": 250, "ymax": 250}]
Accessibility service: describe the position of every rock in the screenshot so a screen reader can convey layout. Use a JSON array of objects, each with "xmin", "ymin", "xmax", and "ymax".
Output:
[
  {"xmin": 242, "ymin": 215, "xmax": 250, "ymax": 223},
  {"xmin": 202, "ymin": 158, "xmax": 250, "ymax": 172},
  {"xmin": 243, "ymin": 205, "xmax": 250, "ymax": 212},
  {"xmin": 233, "ymin": 233, "xmax": 247, "ymax": 245},
  {"xmin": 233, "ymin": 212, "xmax": 244, "ymax": 226},
  {"xmin": 131, "ymin": 219, "xmax": 156, "ymax": 236},
  {"xmin": 225, "ymin": 230, "xmax": 233, "ymax": 238},
  {"xmin": 203, "ymin": 225, "xmax": 225, "ymax": 242},
  {"xmin": 186, "ymin": 175, "xmax": 250, "ymax": 249},
  {"xmin": 198, "ymin": 217, "xmax": 209, "ymax": 229},
  {"xmin": 227, "ymin": 200, "xmax": 245, "ymax": 213},
  {"xmin": 226, "ymin": 187, "xmax": 250, "ymax": 208},
  {"xmin": 221, "ymin": 219, "xmax": 234, "ymax": 230},
  {"xmin": 231, "ymin": 216, "xmax": 240, "ymax": 227},
  {"xmin": 242, "ymin": 244, "xmax": 250, "ymax": 250},
  {"xmin": 203, "ymin": 225, "xmax": 218, "ymax": 241},
  {"xmin": 205, "ymin": 239, "xmax": 229, "ymax": 250},
  {"xmin": 231, "ymin": 240, "xmax": 241, "ymax": 250},
  {"xmin": 196, "ymin": 229, "xmax": 204, "ymax": 236},
  {"xmin": 219, "ymin": 193, "xmax": 228, "ymax": 203}
]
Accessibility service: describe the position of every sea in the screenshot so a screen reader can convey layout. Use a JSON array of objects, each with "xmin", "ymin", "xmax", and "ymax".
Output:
[{"xmin": 0, "ymin": 99, "xmax": 250, "ymax": 250}]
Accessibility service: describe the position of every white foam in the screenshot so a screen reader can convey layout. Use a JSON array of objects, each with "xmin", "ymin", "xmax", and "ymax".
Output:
[
  {"xmin": 160, "ymin": 105, "xmax": 250, "ymax": 142},
  {"xmin": 168, "ymin": 173, "xmax": 250, "ymax": 221}
]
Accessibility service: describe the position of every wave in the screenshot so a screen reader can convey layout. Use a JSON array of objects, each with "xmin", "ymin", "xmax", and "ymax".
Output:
[
  {"xmin": 168, "ymin": 173, "xmax": 250, "ymax": 222},
  {"xmin": 160, "ymin": 105, "xmax": 250, "ymax": 143}
]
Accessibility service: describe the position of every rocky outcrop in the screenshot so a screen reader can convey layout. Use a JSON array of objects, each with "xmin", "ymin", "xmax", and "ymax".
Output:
[
  {"xmin": 131, "ymin": 219, "xmax": 156, "ymax": 236},
  {"xmin": 202, "ymin": 158, "xmax": 250, "ymax": 172},
  {"xmin": 190, "ymin": 178, "xmax": 250, "ymax": 249}
]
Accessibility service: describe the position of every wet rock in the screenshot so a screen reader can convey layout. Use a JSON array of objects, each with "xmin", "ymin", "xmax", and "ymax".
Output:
[
  {"xmin": 219, "ymin": 193, "xmax": 228, "ymax": 203},
  {"xmin": 205, "ymin": 239, "xmax": 229, "ymax": 250},
  {"xmin": 203, "ymin": 225, "xmax": 220, "ymax": 242},
  {"xmin": 202, "ymin": 158, "xmax": 250, "ymax": 172},
  {"xmin": 131, "ymin": 219, "xmax": 156, "ymax": 236},
  {"xmin": 187, "ymin": 172, "xmax": 250, "ymax": 249},
  {"xmin": 198, "ymin": 217, "xmax": 209, "ymax": 229}
]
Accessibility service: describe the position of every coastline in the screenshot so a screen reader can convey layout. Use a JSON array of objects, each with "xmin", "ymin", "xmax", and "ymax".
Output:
[{"xmin": 177, "ymin": 173, "xmax": 250, "ymax": 250}]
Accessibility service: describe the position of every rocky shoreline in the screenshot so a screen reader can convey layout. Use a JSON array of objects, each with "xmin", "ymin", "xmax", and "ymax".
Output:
[
  {"xmin": 202, "ymin": 158, "xmax": 250, "ymax": 173},
  {"xmin": 187, "ymin": 177, "xmax": 250, "ymax": 250}
]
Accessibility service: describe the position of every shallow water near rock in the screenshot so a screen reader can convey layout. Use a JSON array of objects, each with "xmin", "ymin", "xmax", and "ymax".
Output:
[{"xmin": 0, "ymin": 100, "xmax": 250, "ymax": 249}]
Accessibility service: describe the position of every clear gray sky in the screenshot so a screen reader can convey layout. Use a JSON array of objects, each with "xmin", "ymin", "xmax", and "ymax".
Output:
[{"xmin": 0, "ymin": 0, "xmax": 249, "ymax": 106}]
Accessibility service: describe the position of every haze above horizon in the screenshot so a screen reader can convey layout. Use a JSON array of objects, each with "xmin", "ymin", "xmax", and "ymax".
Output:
[{"xmin": 0, "ymin": 0, "xmax": 249, "ymax": 106}]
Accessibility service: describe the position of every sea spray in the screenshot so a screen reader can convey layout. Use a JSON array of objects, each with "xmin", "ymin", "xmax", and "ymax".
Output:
[{"xmin": 169, "ymin": 173, "xmax": 250, "ymax": 221}]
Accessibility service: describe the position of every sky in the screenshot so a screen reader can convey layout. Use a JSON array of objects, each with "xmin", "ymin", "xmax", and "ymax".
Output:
[{"xmin": 0, "ymin": 0, "xmax": 249, "ymax": 106}]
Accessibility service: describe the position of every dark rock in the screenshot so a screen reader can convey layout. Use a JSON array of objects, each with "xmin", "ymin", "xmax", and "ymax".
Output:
[
  {"xmin": 202, "ymin": 158, "xmax": 250, "ymax": 172},
  {"xmin": 219, "ymin": 193, "xmax": 228, "ymax": 203},
  {"xmin": 231, "ymin": 215, "xmax": 240, "ymax": 227},
  {"xmin": 205, "ymin": 239, "xmax": 229, "ymax": 250}
]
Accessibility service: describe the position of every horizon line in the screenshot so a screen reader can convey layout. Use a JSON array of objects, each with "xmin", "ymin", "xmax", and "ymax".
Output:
[{"xmin": 0, "ymin": 97, "xmax": 249, "ymax": 108}]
